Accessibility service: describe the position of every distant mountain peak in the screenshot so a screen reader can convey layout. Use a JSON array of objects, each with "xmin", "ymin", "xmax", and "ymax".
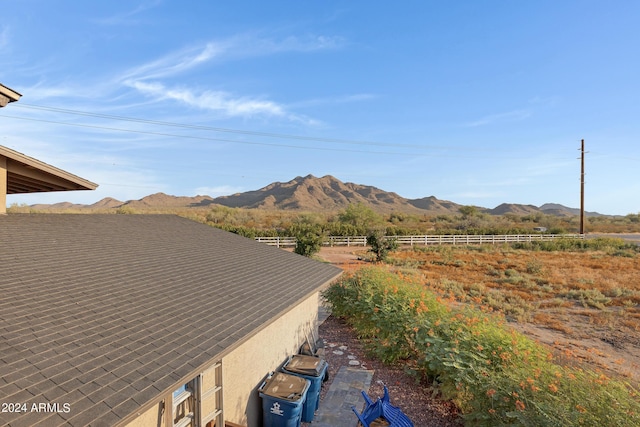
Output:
[
  {"xmin": 90, "ymin": 197, "xmax": 123, "ymax": 209},
  {"xmin": 211, "ymin": 174, "xmax": 427, "ymax": 213},
  {"xmin": 23, "ymin": 174, "xmax": 605, "ymax": 216}
]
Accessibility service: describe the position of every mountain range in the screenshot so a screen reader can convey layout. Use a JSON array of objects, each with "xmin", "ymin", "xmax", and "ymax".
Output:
[{"xmin": 28, "ymin": 174, "xmax": 605, "ymax": 216}]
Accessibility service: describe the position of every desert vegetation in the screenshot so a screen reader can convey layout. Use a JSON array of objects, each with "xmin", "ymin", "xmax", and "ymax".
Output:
[
  {"xmin": 323, "ymin": 264, "xmax": 640, "ymax": 426},
  {"xmin": 386, "ymin": 238, "xmax": 640, "ymax": 327},
  {"xmin": 195, "ymin": 204, "xmax": 640, "ymax": 236},
  {"xmin": 11, "ymin": 201, "xmax": 640, "ymax": 235}
]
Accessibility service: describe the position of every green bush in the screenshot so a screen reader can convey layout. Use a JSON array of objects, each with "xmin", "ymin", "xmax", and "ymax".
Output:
[
  {"xmin": 293, "ymin": 229, "xmax": 324, "ymax": 257},
  {"xmin": 513, "ymin": 237, "xmax": 640, "ymax": 254},
  {"xmin": 323, "ymin": 266, "xmax": 640, "ymax": 426},
  {"xmin": 367, "ymin": 230, "xmax": 399, "ymax": 262},
  {"xmin": 564, "ymin": 289, "xmax": 612, "ymax": 309}
]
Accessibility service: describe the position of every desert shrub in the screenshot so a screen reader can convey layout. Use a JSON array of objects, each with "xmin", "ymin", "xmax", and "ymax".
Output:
[
  {"xmin": 525, "ymin": 260, "xmax": 544, "ymax": 275},
  {"xmin": 564, "ymin": 289, "xmax": 612, "ymax": 309},
  {"xmin": 293, "ymin": 229, "xmax": 324, "ymax": 257},
  {"xmin": 384, "ymin": 225, "xmax": 416, "ymax": 236},
  {"xmin": 323, "ymin": 266, "xmax": 640, "ymax": 426},
  {"xmin": 386, "ymin": 256, "xmax": 424, "ymax": 269},
  {"xmin": 548, "ymin": 226, "xmax": 568, "ymax": 234},
  {"xmin": 513, "ymin": 237, "xmax": 640, "ymax": 254},
  {"xmin": 604, "ymin": 287, "xmax": 638, "ymax": 299},
  {"xmin": 115, "ymin": 206, "xmax": 136, "ymax": 214},
  {"xmin": 504, "ymin": 268, "xmax": 519, "ymax": 277},
  {"xmin": 483, "ymin": 292, "xmax": 536, "ymax": 322},
  {"xmin": 486, "ymin": 266, "xmax": 501, "ymax": 277},
  {"xmin": 7, "ymin": 203, "xmax": 37, "ymax": 213},
  {"xmin": 611, "ymin": 248, "xmax": 636, "ymax": 257},
  {"xmin": 324, "ymin": 221, "xmax": 361, "ymax": 236},
  {"xmin": 464, "ymin": 282, "xmax": 487, "ymax": 298},
  {"xmin": 211, "ymin": 224, "xmax": 262, "ymax": 238},
  {"xmin": 367, "ymin": 230, "xmax": 398, "ymax": 262},
  {"xmin": 436, "ymin": 279, "xmax": 466, "ymax": 299},
  {"xmin": 288, "ymin": 217, "xmax": 325, "ymax": 257}
]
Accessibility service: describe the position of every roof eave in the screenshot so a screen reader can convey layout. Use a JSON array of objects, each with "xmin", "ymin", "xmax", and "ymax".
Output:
[
  {"xmin": 1, "ymin": 145, "xmax": 98, "ymax": 193},
  {"xmin": 0, "ymin": 83, "xmax": 22, "ymax": 107}
]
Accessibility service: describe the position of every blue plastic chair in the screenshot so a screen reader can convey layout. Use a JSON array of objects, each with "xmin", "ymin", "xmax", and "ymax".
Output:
[{"xmin": 351, "ymin": 385, "xmax": 414, "ymax": 427}]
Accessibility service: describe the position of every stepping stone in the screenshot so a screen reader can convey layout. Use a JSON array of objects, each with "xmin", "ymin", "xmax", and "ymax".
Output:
[{"xmin": 312, "ymin": 366, "xmax": 374, "ymax": 427}]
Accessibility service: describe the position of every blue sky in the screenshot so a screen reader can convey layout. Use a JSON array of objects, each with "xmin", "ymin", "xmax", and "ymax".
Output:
[{"xmin": 1, "ymin": 1, "xmax": 639, "ymax": 215}]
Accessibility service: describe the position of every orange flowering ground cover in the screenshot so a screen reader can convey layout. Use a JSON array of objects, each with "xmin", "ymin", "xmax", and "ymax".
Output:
[{"xmin": 388, "ymin": 244, "xmax": 640, "ymax": 384}]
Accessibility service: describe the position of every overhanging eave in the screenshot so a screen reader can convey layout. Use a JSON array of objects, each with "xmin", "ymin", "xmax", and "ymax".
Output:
[
  {"xmin": 1, "ymin": 146, "xmax": 98, "ymax": 194},
  {"xmin": 0, "ymin": 83, "xmax": 22, "ymax": 107}
]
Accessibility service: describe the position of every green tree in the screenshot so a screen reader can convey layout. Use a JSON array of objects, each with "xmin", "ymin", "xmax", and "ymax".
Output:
[
  {"xmin": 458, "ymin": 205, "xmax": 479, "ymax": 218},
  {"xmin": 293, "ymin": 230, "xmax": 324, "ymax": 257},
  {"xmin": 366, "ymin": 229, "xmax": 398, "ymax": 262},
  {"xmin": 337, "ymin": 203, "xmax": 382, "ymax": 235},
  {"xmin": 290, "ymin": 214, "xmax": 325, "ymax": 257}
]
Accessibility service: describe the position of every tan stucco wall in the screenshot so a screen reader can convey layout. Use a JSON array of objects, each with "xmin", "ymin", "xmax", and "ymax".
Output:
[
  {"xmin": 122, "ymin": 291, "xmax": 321, "ymax": 427},
  {"xmin": 124, "ymin": 401, "xmax": 166, "ymax": 427},
  {"xmin": 222, "ymin": 291, "xmax": 321, "ymax": 426}
]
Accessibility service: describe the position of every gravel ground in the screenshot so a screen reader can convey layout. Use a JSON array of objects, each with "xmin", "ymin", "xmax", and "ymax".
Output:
[{"xmin": 307, "ymin": 315, "xmax": 462, "ymax": 427}]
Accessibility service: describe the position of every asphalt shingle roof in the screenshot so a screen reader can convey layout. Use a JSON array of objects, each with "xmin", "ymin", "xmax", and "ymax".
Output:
[{"xmin": 0, "ymin": 214, "xmax": 342, "ymax": 427}]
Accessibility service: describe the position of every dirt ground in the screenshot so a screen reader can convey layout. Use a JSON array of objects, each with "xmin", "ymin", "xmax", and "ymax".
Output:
[
  {"xmin": 316, "ymin": 245, "xmax": 369, "ymax": 266},
  {"xmin": 513, "ymin": 313, "xmax": 640, "ymax": 385}
]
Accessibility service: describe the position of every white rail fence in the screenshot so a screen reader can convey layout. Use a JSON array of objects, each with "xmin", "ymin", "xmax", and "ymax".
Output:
[{"xmin": 255, "ymin": 234, "xmax": 585, "ymax": 248}]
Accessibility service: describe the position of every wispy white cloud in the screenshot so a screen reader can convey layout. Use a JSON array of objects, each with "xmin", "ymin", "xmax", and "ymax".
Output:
[
  {"xmin": 95, "ymin": 0, "xmax": 163, "ymax": 26},
  {"xmin": 126, "ymin": 80, "xmax": 276, "ymax": 115},
  {"xmin": 528, "ymin": 95, "xmax": 560, "ymax": 107},
  {"xmin": 125, "ymin": 80, "xmax": 317, "ymax": 124},
  {"xmin": 464, "ymin": 109, "xmax": 531, "ymax": 127},
  {"xmin": 120, "ymin": 33, "xmax": 343, "ymax": 82},
  {"xmin": 0, "ymin": 25, "xmax": 9, "ymax": 51},
  {"xmin": 16, "ymin": 82, "xmax": 80, "ymax": 101},
  {"xmin": 116, "ymin": 34, "xmax": 341, "ymax": 123},
  {"xmin": 291, "ymin": 93, "xmax": 377, "ymax": 108},
  {"xmin": 240, "ymin": 34, "xmax": 346, "ymax": 54},
  {"xmin": 120, "ymin": 43, "xmax": 224, "ymax": 81}
]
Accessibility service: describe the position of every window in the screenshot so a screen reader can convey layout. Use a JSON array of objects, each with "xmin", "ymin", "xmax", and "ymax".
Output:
[
  {"xmin": 173, "ymin": 378, "xmax": 199, "ymax": 427},
  {"xmin": 171, "ymin": 361, "xmax": 223, "ymax": 427}
]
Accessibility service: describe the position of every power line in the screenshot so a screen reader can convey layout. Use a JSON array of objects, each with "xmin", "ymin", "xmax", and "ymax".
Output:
[
  {"xmin": 13, "ymin": 102, "xmax": 498, "ymax": 152},
  {"xmin": 0, "ymin": 114, "xmax": 428, "ymax": 156},
  {"xmin": 2, "ymin": 103, "xmax": 575, "ymax": 160}
]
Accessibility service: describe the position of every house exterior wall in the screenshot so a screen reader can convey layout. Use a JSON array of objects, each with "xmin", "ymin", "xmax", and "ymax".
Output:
[
  {"xmin": 122, "ymin": 291, "xmax": 322, "ymax": 427},
  {"xmin": 221, "ymin": 291, "xmax": 321, "ymax": 426},
  {"xmin": 124, "ymin": 403, "xmax": 166, "ymax": 427}
]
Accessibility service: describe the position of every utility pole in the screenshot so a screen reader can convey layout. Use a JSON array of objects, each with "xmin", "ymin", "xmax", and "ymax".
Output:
[{"xmin": 579, "ymin": 139, "xmax": 585, "ymax": 235}]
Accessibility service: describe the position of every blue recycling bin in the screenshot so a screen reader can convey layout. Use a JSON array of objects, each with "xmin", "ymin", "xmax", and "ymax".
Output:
[
  {"xmin": 282, "ymin": 354, "xmax": 329, "ymax": 423},
  {"xmin": 259, "ymin": 371, "xmax": 310, "ymax": 427}
]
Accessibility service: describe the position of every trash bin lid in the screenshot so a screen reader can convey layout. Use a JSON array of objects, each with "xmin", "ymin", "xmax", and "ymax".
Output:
[
  {"xmin": 261, "ymin": 372, "xmax": 308, "ymax": 401},
  {"xmin": 285, "ymin": 354, "xmax": 326, "ymax": 377}
]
